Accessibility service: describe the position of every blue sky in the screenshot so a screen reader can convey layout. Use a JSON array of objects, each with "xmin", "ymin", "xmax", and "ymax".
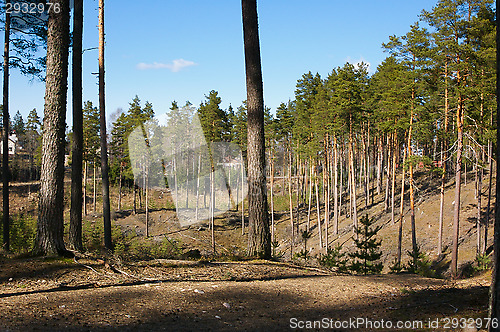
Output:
[{"xmin": 7, "ymin": 0, "xmax": 439, "ymax": 126}]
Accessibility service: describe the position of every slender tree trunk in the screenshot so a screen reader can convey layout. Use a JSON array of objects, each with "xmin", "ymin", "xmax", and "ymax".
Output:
[
  {"xmin": 307, "ymin": 160, "xmax": 313, "ymax": 231},
  {"xmin": 484, "ymin": 143, "xmax": 493, "ymax": 255},
  {"xmin": 83, "ymin": 161, "xmax": 87, "ymax": 216},
  {"xmin": 36, "ymin": 0, "xmax": 70, "ymax": 256},
  {"xmin": 489, "ymin": 5, "xmax": 500, "ymax": 322},
  {"xmin": 133, "ymin": 184, "xmax": 137, "ymax": 214},
  {"xmin": 99, "ymin": 0, "xmax": 112, "ymax": 250},
  {"xmin": 451, "ymin": 96, "xmax": 464, "ymax": 279},
  {"xmin": 408, "ymin": 106, "xmax": 417, "ymax": 256},
  {"xmin": 385, "ymin": 134, "xmax": 391, "ymax": 212},
  {"xmin": 349, "ymin": 121, "xmax": 358, "ymax": 237},
  {"xmin": 376, "ymin": 135, "xmax": 382, "ymax": 196},
  {"xmin": 118, "ymin": 162, "xmax": 122, "ymax": 210},
  {"xmin": 241, "ymin": 161, "xmax": 245, "ymax": 235},
  {"xmin": 195, "ymin": 154, "xmax": 201, "ymax": 221},
  {"xmin": 270, "ymin": 147, "xmax": 275, "ymax": 243},
  {"xmin": 438, "ymin": 62, "xmax": 449, "ymax": 256},
  {"xmin": 333, "ymin": 137, "xmax": 339, "ymax": 235},
  {"xmin": 477, "ymin": 159, "xmax": 482, "ymax": 255},
  {"xmin": 210, "ymin": 167, "xmax": 215, "ymax": 254},
  {"xmin": 242, "ymin": 0, "xmax": 270, "ymax": 258},
  {"xmin": 288, "ymin": 151, "xmax": 294, "ymax": 258},
  {"xmin": 2, "ymin": 2, "xmax": 10, "ymax": 251},
  {"xmin": 93, "ymin": 161, "xmax": 96, "ymax": 212},
  {"xmin": 391, "ymin": 133, "xmax": 397, "ymax": 224},
  {"xmin": 145, "ymin": 164, "xmax": 149, "ymax": 238},
  {"xmin": 315, "ymin": 168, "xmax": 323, "ymax": 249},
  {"xmin": 69, "ymin": 0, "xmax": 84, "ymax": 251}
]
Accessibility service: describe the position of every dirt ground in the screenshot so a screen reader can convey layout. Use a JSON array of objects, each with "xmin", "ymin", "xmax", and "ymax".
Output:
[{"xmin": 0, "ymin": 256, "xmax": 491, "ymax": 331}]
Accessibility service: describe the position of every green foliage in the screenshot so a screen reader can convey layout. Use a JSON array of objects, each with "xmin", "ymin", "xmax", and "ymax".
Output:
[
  {"xmin": 0, "ymin": 213, "xmax": 36, "ymax": 254},
  {"xmin": 349, "ymin": 215, "xmax": 383, "ymax": 275},
  {"xmin": 317, "ymin": 244, "xmax": 348, "ymax": 273},
  {"xmin": 406, "ymin": 245, "xmax": 437, "ymax": 278}
]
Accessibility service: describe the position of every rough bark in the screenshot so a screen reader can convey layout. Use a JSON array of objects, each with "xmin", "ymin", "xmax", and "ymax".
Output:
[
  {"xmin": 69, "ymin": 0, "xmax": 84, "ymax": 251},
  {"xmin": 242, "ymin": 0, "xmax": 270, "ymax": 258},
  {"xmin": 36, "ymin": 0, "xmax": 70, "ymax": 256},
  {"xmin": 2, "ymin": 2, "xmax": 10, "ymax": 251}
]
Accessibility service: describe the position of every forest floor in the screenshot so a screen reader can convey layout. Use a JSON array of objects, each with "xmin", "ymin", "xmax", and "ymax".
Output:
[
  {"xmin": 0, "ymin": 169, "xmax": 495, "ymax": 330},
  {"xmin": 0, "ymin": 256, "xmax": 491, "ymax": 331}
]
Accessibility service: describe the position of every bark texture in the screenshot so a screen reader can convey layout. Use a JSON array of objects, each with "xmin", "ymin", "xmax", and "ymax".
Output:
[
  {"xmin": 36, "ymin": 0, "xmax": 70, "ymax": 256},
  {"xmin": 69, "ymin": 0, "xmax": 84, "ymax": 251},
  {"xmin": 242, "ymin": 0, "xmax": 271, "ymax": 258}
]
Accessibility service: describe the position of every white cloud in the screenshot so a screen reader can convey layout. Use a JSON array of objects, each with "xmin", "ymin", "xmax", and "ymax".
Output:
[
  {"xmin": 136, "ymin": 59, "xmax": 197, "ymax": 72},
  {"xmin": 345, "ymin": 56, "xmax": 372, "ymax": 73}
]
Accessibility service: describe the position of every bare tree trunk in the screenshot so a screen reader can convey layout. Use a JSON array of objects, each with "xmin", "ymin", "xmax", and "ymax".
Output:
[
  {"xmin": 83, "ymin": 161, "xmax": 87, "ymax": 216},
  {"xmin": 210, "ymin": 167, "xmax": 215, "ymax": 254},
  {"xmin": 315, "ymin": 168, "xmax": 323, "ymax": 249},
  {"xmin": 242, "ymin": 0, "xmax": 270, "ymax": 258},
  {"xmin": 376, "ymin": 135, "xmax": 382, "ymax": 196},
  {"xmin": 333, "ymin": 137, "xmax": 339, "ymax": 235},
  {"xmin": 307, "ymin": 160, "xmax": 313, "ymax": 231},
  {"xmin": 36, "ymin": 0, "xmax": 70, "ymax": 256},
  {"xmin": 477, "ymin": 158, "xmax": 482, "ymax": 255},
  {"xmin": 145, "ymin": 164, "xmax": 149, "ymax": 238},
  {"xmin": 69, "ymin": 0, "xmax": 84, "ymax": 251},
  {"xmin": 118, "ymin": 162, "xmax": 122, "ymax": 210},
  {"xmin": 93, "ymin": 161, "xmax": 96, "ymax": 213},
  {"xmin": 2, "ymin": 2, "xmax": 10, "ymax": 251},
  {"xmin": 489, "ymin": 5, "xmax": 500, "ymax": 321},
  {"xmin": 451, "ymin": 97, "xmax": 464, "ymax": 279},
  {"xmin": 99, "ymin": 0, "xmax": 112, "ymax": 250},
  {"xmin": 484, "ymin": 142, "xmax": 493, "ymax": 255},
  {"xmin": 438, "ymin": 62, "xmax": 449, "ymax": 256},
  {"xmin": 385, "ymin": 134, "xmax": 391, "ymax": 213},
  {"xmin": 195, "ymin": 154, "xmax": 201, "ymax": 222},
  {"xmin": 391, "ymin": 133, "xmax": 397, "ymax": 224},
  {"xmin": 270, "ymin": 147, "xmax": 275, "ymax": 243},
  {"xmin": 288, "ymin": 151, "xmax": 294, "ymax": 258}
]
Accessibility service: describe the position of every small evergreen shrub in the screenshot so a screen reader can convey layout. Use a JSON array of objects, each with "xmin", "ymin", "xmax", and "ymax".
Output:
[{"xmin": 348, "ymin": 215, "xmax": 383, "ymax": 275}]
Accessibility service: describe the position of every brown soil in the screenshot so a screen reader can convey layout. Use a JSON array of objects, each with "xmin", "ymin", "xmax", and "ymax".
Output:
[
  {"xmin": 0, "ymin": 256, "xmax": 491, "ymax": 331},
  {"xmin": 0, "ymin": 170, "xmax": 494, "ymax": 331}
]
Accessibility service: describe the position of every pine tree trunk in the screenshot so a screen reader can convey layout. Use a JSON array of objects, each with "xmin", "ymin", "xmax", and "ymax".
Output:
[
  {"xmin": 376, "ymin": 135, "xmax": 382, "ymax": 196},
  {"xmin": 408, "ymin": 101, "xmax": 417, "ymax": 256},
  {"xmin": 83, "ymin": 161, "xmax": 87, "ymax": 216},
  {"xmin": 118, "ymin": 162, "xmax": 122, "ymax": 210},
  {"xmin": 391, "ymin": 133, "xmax": 397, "ymax": 224},
  {"xmin": 385, "ymin": 134, "xmax": 392, "ymax": 213},
  {"xmin": 69, "ymin": 0, "xmax": 84, "ymax": 252},
  {"xmin": 270, "ymin": 147, "xmax": 275, "ymax": 243},
  {"xmin": 195, "ymin": 154, "xmax": 201, "ymax": 222},
  {"xmin": 477, "ymin": 159, "xmax": 482, "ymax": 255},
  {"xmin": 242, "ymin": 0, "xmax": 270, "ymax": 258},
  {"xmin": 333, "ymin": 137, "xmax": 339, "ymax": 235},
  {"xmin": 2, "ymin": 2, "xmax": 10, "ymax": 251},
  {"xmin": 145, "ymin": 164, "xmax": 149, "ymax": 238},
  {"xmin": 99, "ymin": 0, "xmax": 112, "ymax": 250},
  {"xmin": 36, "ymin": 0, "xmax": 70, "ymax": 256},
  {"xmin": 93, "ymin": 161, "xmax": 96, "ymax": 213},
  {"xmin": 451, "ymin": 96, "xmax": 464, "ymax": 279},
  {"xmin": 307, "ymin": 160, "xmax": 313, "ymax": 231},
  {"xmin": 438, "ymin": 62, "xmax": 449, "ymax": 256},
  {"xmin": 315, "ymin": 169, "xmax": 323, "ymax": 249},
  {"xmin": 484, "ymin": 141, "xmax": 493, "ymax": 255},
  {"xmin": 488, "ymin": 7, "xmax": 500, "ymax": 321},
  {"xmin": 288, "ymin": 151, "xmax": 294, "ymax": 258}
]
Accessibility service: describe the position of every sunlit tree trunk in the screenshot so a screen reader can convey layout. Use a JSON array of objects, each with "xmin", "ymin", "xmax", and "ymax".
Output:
[
  {"xmin": 242, "ymin": 0, "xmax": 270, "ymax": 258},
  {"xmin": 36, "ymin": 0, "xmax": 70, "ymax": 256}
]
